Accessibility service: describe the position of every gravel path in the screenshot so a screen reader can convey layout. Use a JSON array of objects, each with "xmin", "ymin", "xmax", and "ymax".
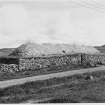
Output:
[{"xmin": 0, "ymin": 66, "xmax": 105, "ymax": 88}]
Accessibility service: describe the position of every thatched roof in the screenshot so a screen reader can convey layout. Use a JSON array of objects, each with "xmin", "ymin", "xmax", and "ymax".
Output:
[{"xmin": 10, "ymin": 42, "xmax": 100, "ymax": 58}]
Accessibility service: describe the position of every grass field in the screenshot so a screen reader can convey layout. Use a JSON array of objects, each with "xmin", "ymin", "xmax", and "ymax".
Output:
[{"xmin": 0, "ymin": 70, "xmax": 105, "ymax": 103}]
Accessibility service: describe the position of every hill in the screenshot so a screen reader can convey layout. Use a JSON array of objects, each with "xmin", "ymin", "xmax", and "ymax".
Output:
[
  {"xmin": 95, "ymin": 45, "xmax": 105, "ymax": 54},
  {"xmin": 0, "ymin": 48, "xmax": 15, "ymax": 57},
  {"xmin": 0, "ymin": 43, "xmax": 101, "ymax": 58},
  {"xmin": 10, "ymin": 42, "xmax": 100, "ymax": 57}
]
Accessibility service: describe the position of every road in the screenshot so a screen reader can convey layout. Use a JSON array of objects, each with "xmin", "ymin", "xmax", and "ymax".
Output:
[{"xmin": 0, "ymin": 66, "xmax": 105, "ymax": 88}]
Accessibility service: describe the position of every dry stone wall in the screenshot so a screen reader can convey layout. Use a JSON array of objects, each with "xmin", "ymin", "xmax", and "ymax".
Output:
[
  {"xmin": 19, "ymin": 54, "xmax": 82, "ymax": 71},
  {"xmin": 0, "ymin": 64, "xmax": 18, "ymax": 73},
  {"xmin": 81, "ymin": 54, "xmax": 105, "ymax": 66},
  {"xmin": 0, "ymin": 53, "xmax": 105, "ymax": 73}
]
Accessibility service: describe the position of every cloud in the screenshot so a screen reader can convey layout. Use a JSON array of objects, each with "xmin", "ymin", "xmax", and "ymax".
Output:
[
  {"xmin": 0, "ymin": 4, "xmax": 28, "ymax": 35},
  {"xmin": 0, "ymin": 1, "xmax": 105, "ymax": 48}
]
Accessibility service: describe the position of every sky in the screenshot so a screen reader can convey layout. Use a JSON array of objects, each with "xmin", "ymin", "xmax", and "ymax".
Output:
[{"xmin": 0, "ymin": 0, "xmax": 105, "ymax": 48}]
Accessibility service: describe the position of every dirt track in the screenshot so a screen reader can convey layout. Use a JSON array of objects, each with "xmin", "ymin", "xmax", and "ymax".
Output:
[{"xmin": 0, "ymin": 66, "xmax": 105, "ymax": 88}]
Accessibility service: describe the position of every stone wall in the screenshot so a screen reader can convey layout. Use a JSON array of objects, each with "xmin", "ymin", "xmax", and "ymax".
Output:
[
  {"xmin": 19, "ymin": 54, "xmax": 82, "ymax": 71},
  {"xmin": 1, "ymin": 53, "xmax": 105, "ymax": 73},
  {"xmin": 0, "ymin": 64, "xmax": 18, "ymax": 73},
  {"xmin": 0, "ymin": 57, "xmax": 19, "ymax": 73},
  {"xmin": 81, "ymin": 54, "xmax": 105, "ymax": 66}
]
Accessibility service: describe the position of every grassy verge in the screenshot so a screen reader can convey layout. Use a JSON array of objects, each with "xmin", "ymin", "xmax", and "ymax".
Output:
[{"xmin": 0, "ymin": 70, "xmax": 105, "ymax": 103}]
